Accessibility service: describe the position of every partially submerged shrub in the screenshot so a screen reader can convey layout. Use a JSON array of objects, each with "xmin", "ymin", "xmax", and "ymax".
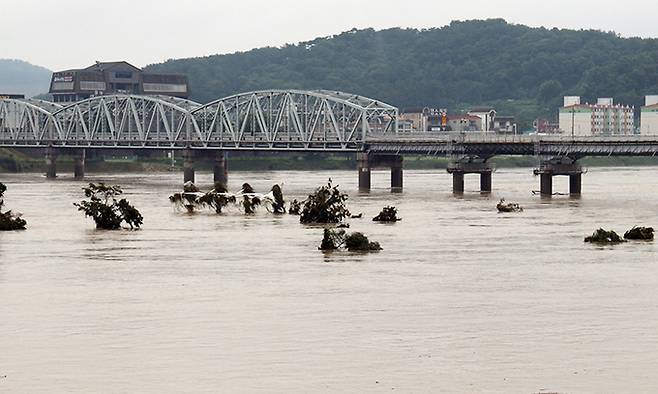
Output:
[
  {"xmin": 373, "ymin": 206, "xmax": 401, "ymax": 222},
  {"xmin": 344, "ymin": 232, "xmax": 382, "ymax": 251},
  {"xmin": 300, "ymin": 180, "xmax": 350, "ymax": 224},
  {"xmin": 496, "ymin": 199, "xmax": 523, "ymax": 213},
  {"xmin": 319, "ymin": 229, "xmax": 381, "ymax": 252},
  {"xmin": 0, "ymin": 182, "xmax": 27, "ymax": 231},
  {"xmin": 240, "ymin": 183, "xmax": 261, "ymax": 214},
  {"xmin": 624, "ymin": 226, "xmax": 654, "ymax": 240},
  {"xmin": 319, "ymin": 228, "xmax": 346, "ymax": 250},
  {"xmin": 196, "ymin": 182, "xmax": 235, "ymax": 213},
  {"xmin": 584, "ymin": 228, "xmax": 626, "ymax": 244},
  {"xmin": 270, "ymin": 184, "xmax": 286, "ymax": 214},
  {"xmin": 288, "ymin": 199, "xmax": 301, "ymax": 215},
  {"xmin": 74, "ymin": 183, "xmax": 143, "ymax": 230}
]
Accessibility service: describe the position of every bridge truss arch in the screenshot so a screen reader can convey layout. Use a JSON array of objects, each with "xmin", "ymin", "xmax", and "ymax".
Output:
[
  {"xmin": 0, "ymin": 90, "xmax": 398, "ymax": 150},
  {"xmin": 191, "ymin": 90, "xmax": 398, "ymax": 150},
  {"xmin": 50, "ymin": 95, "xmax": 200, "ymax": 148},
  {"xmin": 0, "ymin": 99, "xmax": 60, "ymax": 144}
]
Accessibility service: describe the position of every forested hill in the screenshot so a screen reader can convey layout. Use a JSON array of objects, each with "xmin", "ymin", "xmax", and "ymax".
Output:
[
  {"xmin": 146, "ymin": 19, "xmax": 658, "ymax": 128},
  {"xmin": 0, "ymin": 59, "xmax": 52, "ymax": 97}
]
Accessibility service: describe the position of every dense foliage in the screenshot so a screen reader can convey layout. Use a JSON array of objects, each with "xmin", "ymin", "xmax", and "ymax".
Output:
[
  {"xmin": 0, "ymin": 182, "xmax": 27, "ymax": 231},
  {"xmin": 319, "ymin": 229, "xmax": 382, "ymax": 251},
  {"xmin": 74, "ymin": 183, "xmax": 143, "ymax": 230},
  {"xmin": 145, "ymin": 19, "xmax": 658, "ymax": 129},
  {"xmin": 584, "ymin": 228, "xmax": 626, "ymax": 244},
  {"xmin": 624, "ymin": 226, "xmax": 654, "ymax": 240},
  {"xmin": 300, "ymin": 180, "xmax": 350, "ymax": 224}
]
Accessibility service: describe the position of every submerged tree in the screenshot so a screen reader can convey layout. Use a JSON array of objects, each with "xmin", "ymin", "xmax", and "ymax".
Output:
[
  {"xmin": 373, "ymin": 206, "xmax": 401, "ymax": 222},
  {"xmin": 319, "ymin": 228, "xmax": 382, "ymax": 252},
  {"xmin": 584, "ymin": 228, "xmax": 626, "ymax": 244},
  {"xmin": 344, "ymin": 232, "xmax": 382, "ymax": 251},
  {"xmin": 288, "ymin": 199, "xmax": 301, "ymax": 215},
  {"xmin": 74, "ymin": 183, "xmax": 143, "ymax": 230},
  {"xmin": 197, "ymin": 182, "xmax": 236, "ymax": 213},
  {"xmin": 496, "ymin": 199, "xmax": 523, "ymax": 213},
  {"xmin": 624, "ymin": 226, "xmax": 654, "ymax": 240},
  {"xmin": 300, "ymin": 180, "xmax": 350, "ymax": 224},
  {"xmin": 240, "ymin": 183, "xmax": 261, "ymax": 214},
  {"xmin": 270, "ymin": 184, "xmax": 286, "ymax": 214},
  {"xmin": 319, "ymin": 228, "xmax": 346, "ymax": 250},
  {"xmin": 0, "ymin": 182, "xmax": 27, "ymax": 231}
]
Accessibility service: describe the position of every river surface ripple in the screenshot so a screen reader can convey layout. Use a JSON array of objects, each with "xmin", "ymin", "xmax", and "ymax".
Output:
[{"xmin": 1, "ymin": 168, "xmax": 657, "ymax": 393}]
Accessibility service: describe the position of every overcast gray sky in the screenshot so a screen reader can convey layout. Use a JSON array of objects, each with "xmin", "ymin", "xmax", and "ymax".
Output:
[{"xmin": 2, "ymin": 0, "xmax": 657, "ymax": 70}]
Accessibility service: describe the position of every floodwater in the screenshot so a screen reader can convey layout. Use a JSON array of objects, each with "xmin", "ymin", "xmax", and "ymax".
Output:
[{"xmin": 1, "ymin": 167, "xmax": 657, "ymax": 393}]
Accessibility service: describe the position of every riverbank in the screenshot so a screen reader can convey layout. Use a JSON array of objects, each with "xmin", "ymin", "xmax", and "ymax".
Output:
[{"xmin": 1, "ymin": 148, "xmax": 657, "ymax": 174}]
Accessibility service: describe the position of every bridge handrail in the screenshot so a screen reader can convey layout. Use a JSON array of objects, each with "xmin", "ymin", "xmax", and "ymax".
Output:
[{"xmin": 367, "ymin": 132, "xmax": 658, "ymax": 143}]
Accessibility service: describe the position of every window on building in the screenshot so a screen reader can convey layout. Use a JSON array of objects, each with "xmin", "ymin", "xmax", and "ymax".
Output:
[{"xmin": 115, "ymin": 71, "xmax": 133, "ymax": 79}]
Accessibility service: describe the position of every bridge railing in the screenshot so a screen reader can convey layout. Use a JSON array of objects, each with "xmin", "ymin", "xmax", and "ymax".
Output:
[{"xmin": 369, "ymin": 132, "xmax": 658, "ymax": 143}]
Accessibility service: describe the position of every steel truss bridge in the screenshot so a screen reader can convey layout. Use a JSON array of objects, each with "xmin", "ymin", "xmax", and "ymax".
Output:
[
  {"xmin": 1, "ymin": 89, "xmax": 658, "ymax": 159},
  {"xmin": 0, "ymin": 90, "xmax": 397, "ymax": 151}
]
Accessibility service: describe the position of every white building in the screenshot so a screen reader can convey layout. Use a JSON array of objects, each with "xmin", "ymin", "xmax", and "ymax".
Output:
[
  {"xmin": 559, "ymin": 96, "xmax": 634, "ymax": 136},
  {"xmin": 467, "ymin": 107, "xmax": 497, "ymax": 132},
  {"xmin": 640, "ymin": 95, "xmax": 658, "ymax": 135}
]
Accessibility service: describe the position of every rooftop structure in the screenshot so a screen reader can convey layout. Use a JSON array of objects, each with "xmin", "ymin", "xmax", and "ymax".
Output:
[{"xmin": 48, "ymin": 61, "xmax": 189, "ymax": 103}]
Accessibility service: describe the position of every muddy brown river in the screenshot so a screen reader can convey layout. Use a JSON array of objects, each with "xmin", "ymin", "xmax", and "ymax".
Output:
[{"xmin": 1, "ymin": 167, "xmax": 657, "ymax": 393}]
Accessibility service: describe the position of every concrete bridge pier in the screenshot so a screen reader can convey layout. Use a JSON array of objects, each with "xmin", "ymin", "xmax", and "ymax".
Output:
[
  {"xmin": 390, "ymin": 155, "xmax": 404, "ymax": 190},
  {"xmin": 213, "ymin": 151, "xmax": 228, "ymax": 185},
  {"xmin": 447, "ymin": 158, "xmax": 493, "ymax": 194},
  {"xmin": 73, "ymin": 149, "xmax": 86, "ymax": 179},
  {"xmin": 44, "ymin": 147, "xmax": 57, "ymax": 179},
  {"xmin": 183, "ymin": 149, "xmax": 195, "ymax": 184},
  {"xmin": 357, "ymin": 153, "xmax": 404, "ymax": 191},
  {"xmin": 569, "ymin": 173, "xmax": 582, "ymax": 195},
  {"xmin": 357, "ymin": 152, "xmax": 372, "ymax": 191},
  {"xmin": 534, "ymin": 158, "xmax": 583, "ymax": 197}
]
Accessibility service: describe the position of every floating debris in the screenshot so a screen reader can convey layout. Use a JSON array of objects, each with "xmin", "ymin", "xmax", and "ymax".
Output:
[
  {"xmin": 584, "ymin": 228, "xmax": 626, "ymax": 244},
  {"xmin": 496, "ymin": 199, "xmax": 523, "ymax": 213},
  {"xmin": 74, "ymin": 183, "xmax": 143, "ymax": 230},
  {"xmin": 373, "ymin": 206, "xmax": 401, "ymax": 222},
  {"xmin": 0, "ymin": 182, "xmax": 27, "ymax": 231},
  {"xmin": 624, "ymin": 226, "xmax": 654, "ymax": 241},
  {"xmin": 300, "ymin": 180, "xmax": 350, "ymax": 224}
]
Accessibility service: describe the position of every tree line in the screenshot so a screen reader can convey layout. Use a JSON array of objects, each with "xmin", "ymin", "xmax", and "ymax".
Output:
[{"xmin": 145, "ymin": 19, "xmax": 658, "ymax": 130}]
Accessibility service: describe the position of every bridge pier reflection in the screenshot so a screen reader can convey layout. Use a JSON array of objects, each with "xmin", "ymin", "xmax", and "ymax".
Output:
[
  {"xmin": 447, "ymin": 157, "xmax": 493, "ymax": 194},
  {"xmin": 73, "ymin": 149, "xmax": 85, "ymax": 179},
  {"xmin": 44, "ymin": 147, "xmax": 57, "ymax": 179},
  {"xmin": 183, "ymin": 149, "xmax": 195, "ymax": 184},
  {"xmin": 358, "ymin": 153, "xmax": 404, "ymax": 192},
  {"xmin": 534, "ymin": 157, "xmax": 583, "ymax": 197}
]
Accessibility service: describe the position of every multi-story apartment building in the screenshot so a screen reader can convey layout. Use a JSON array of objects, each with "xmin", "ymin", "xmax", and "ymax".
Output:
[
  {"xmin": 640, "ymin": 95, "xmax": 658, "ymax": 135},
  {"xmin": 559, "ymin": 96, "xmax": 634, "ymax": 136}
]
